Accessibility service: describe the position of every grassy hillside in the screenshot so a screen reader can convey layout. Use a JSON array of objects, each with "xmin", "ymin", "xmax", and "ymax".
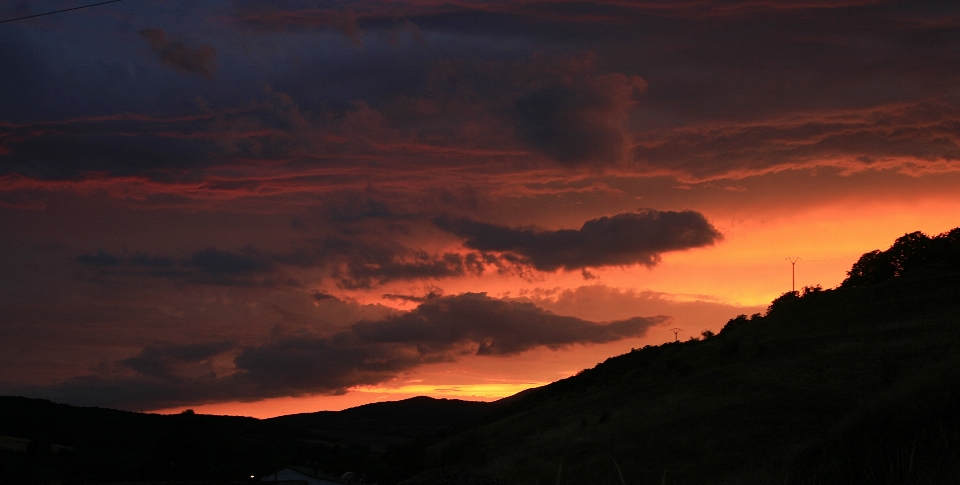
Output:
[{"xmin": 427, "ymin": 231, "xmax": 960, "ymax": 484}]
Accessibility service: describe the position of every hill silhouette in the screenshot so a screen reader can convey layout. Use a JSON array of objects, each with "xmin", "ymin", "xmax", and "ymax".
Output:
[
  {"xmin": 424, "ymin": 227, "xmax": 960, "ymax": 484},
  {"xmin": 0, "ymin": 395, "xmax": 493, "ymax": 483},
  {"xmin": 268, "ymin": 396, "xmax": 492, "ymax": 450},
  {"xmin": 3, "ymin": 227, "xmax": 960, "ymax": 484}
]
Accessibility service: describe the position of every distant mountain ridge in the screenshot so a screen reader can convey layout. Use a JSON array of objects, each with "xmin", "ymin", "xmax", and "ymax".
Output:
[
  {"xmin": 0, "ymin": 395, "xmax": 494, "ymax": 483},
  {"xmin": 266, "ymin": 396, "xmax": 495, "ymax": 452},
  {"xmin": 269, "ymin": 395, "xmax": 493, "ymax": 431}
]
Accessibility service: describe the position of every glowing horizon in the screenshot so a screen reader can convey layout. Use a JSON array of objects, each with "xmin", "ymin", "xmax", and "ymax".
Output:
[{"xmin": 3, "ymin": 0, "xmax": 960, "ymax": 418}]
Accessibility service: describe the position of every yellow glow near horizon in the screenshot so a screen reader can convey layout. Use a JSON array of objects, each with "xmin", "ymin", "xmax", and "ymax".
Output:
[
  {"xmin": 146, "ymin": 196, "xmax": 960, "ymax": 420},
  {"xmin": 148, "ymin": 381, "xmax": 547, "ymax": 418},
  {"xmin": 349, "ymin": 382, "xmax": 548, "ymax": 398}
]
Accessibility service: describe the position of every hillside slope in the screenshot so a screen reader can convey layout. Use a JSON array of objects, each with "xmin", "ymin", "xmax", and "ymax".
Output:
[
  {"xmin": 428, "ymin": 231, "xmax": 960, "ymax": 484},
  {"xmin": 268, "ymin": 396, "xmax": 492, "ymax": 450}
]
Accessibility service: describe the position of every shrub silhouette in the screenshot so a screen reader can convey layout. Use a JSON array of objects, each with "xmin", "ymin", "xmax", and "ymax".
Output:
[{"xmin": 766, "ymin": 290, "xmax": 799, "ymax": 315}]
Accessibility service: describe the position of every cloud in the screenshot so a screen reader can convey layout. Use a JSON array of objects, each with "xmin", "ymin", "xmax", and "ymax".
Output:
[
  {"xmin": 434, "ymin": 209, "xmax": 723, "ymax": 271},
  {"xmin": 122, "ymin": 341, "xmax": 235, "ymax": 378},
  {"xmin": 17, "ymin": 293, "xmax": 666, "ymax": 409},
  {"xmin": 312, "ymin": 290, "xmax": 339, "ymax": 301},
  {"xmin": 4, "ymin": 0, "xmax": 959, "ymax": 191},
  {"xmin": 518, "ymin": 284, "xmax": 766, "ymax": 332},
  {"xmin": 514, "ymin": 69, "xmax": 647, "ymax": 166},
  {"xmin": 73, "ymin": 236, "xmax": 493, "ymax": 289},
  {"xmin": 138, "ymin": 29, "xmax": 218, "ymax": 78},
  {"xmin": 74, "ymin": 247, "xmax": 287, "ymax": 287},
  {"xmin": 321, "ymin": 238, "xmax": 488, "ymax": 289},
  {"xmin": 76, "ymin": 249, "xmax": 122, "ymax": 267},
  {"xmin": 185, "ymin": 248, "xmax": 272, "ymax": 274},
  {"xmin": 74, "ymin": 208, "xmax": 721, "ymax": 291},
  {"xmin": 631, "ymin": 101, "xmax": 960, "ymax": 180},
  {"xmin": 0, "ymin": 114, "xmax": 220, "ymax": 180},
  {"xmin": 229, "ymin": 1, "xmax": 888, "ymax": 36},
  {"xmin": 351, "ymin": 292, "xmax": 665, "ymax": 356}
]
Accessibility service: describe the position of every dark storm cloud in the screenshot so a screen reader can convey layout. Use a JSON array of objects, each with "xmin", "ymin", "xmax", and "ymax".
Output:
[
  {"xmin": 2, "ymin": 0, "xmax": 958, "ymax": 187},
  {"xmin": 73, "ymin": 208, "xmax": 721, "ymax": 288},
  {"xmin": 232, "ymin": 336, "xmax": 415, "ymax": 393},
  {"xmin": 312, "ymin": 290, "xmax": 339, "ymax": 301},
  {"xmin": 74, "ymin": 236, "xmax": 490, "ymax": 289},
  {"xmin": 352, "ymin": 292, "xmax": 664, "ymax": 356},
  {"xmin": 514, "ymin": 71, "xmax": 647, "ymax": 166},
  {"xmin": 434, "ymin": 209, "xmax": 723, "ymax": 271},
  {"xmin": 138, "ymin": 29, "xmax": 218, "ymax": 78},
  {"xmin": 303, "ymin": 237, "xmax": 491, "ymax": 289},
  {"xmin": 19, "ymin": 293, "xmax": 666, "ymax": 409},
  {"xmin": 122, "ymin": 341, "xmax": 235, "ymax": 378},
  {"xmin": 5, "ymin": 0, "xmax": 958, "ymax": 189},
  {"xmin": 382, "ymin": 291, "xmax": 442, "ymax": 304}
]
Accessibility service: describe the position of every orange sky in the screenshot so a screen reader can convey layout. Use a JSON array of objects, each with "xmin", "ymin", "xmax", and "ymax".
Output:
[
  {"xmin": 3, "ymin": 0, "xmax": 960, "ymax": 418},
  {"xmin": 150, "ymin": 191, "xmax": 960, "ymax": 418}
]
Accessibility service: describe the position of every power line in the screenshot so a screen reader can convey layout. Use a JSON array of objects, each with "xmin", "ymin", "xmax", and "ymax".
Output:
[{"xmin": 1, "ymin": 0, "xmax": 124, "ymax": 24}]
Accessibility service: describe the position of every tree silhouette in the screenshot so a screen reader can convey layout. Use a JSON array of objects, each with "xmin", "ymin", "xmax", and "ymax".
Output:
[
  {"xmin": 766, "ymin": 290, "xmax": 799, "ymax": 315},
  {"xmin": 840, "ymin": 230, "xmax": 955, "ymax": 287}
]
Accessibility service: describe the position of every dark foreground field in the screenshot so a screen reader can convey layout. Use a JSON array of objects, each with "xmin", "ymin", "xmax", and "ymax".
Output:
[{"xmin": 3, "ymin": 228, "xmax": 960, "ymax": 484}]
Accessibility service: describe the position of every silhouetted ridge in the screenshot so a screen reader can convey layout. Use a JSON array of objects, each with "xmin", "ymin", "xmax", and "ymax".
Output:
[
  {"xmin": 269, "ymin": 396, "xmax": 491, "ymax": 431},
  {"xmin": 430, "ymin": 226, "xmax": 960, "ymax": 484}
]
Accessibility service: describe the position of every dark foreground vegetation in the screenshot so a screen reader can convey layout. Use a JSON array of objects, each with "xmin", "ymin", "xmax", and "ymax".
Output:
[{"xmin": 3, "ymin": 227, "xmax": 960, "ymax": 484}]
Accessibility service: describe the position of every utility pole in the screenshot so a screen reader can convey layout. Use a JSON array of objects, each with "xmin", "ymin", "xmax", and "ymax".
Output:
[
  {"xmin": 671, "ymin": 328, "xmax": 682, "ymax": 343},
  {"xmin": 786, "ymin": 257, "xmax": 800, "ymax": 293}
]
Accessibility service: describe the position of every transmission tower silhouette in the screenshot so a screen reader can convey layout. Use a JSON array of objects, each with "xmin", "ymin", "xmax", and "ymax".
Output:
[
  {"xmin": 786, "ymin": 257, "xmax": 800, "ymax": 292},
  {"xmin": 670, "ymin": 328, "xmax": 682, "ymax": 343}
]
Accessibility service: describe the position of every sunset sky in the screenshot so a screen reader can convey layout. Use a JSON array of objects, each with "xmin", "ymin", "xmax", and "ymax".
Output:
[{"xmin": 2, "ymin": 0, "xmax": 959, "ymax": 418}]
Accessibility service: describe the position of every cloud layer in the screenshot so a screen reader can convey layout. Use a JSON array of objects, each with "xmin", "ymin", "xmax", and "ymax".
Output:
[
  {"xmin": 435, "ymin": 209, "xmax": 723, "ymax": 271},
  {"xmin": 4, "ymin": 0, "xmax": 959, "ymax": 193},
  {"xmin": 3, "ymin": 0, "xmax": 960, "ymax": 412},
  {"xmin": 17, "ymin": 293, "xmax": 666, "ymax": 409},
  {"xmin": 72, "ymin": 207, "xmax": 722, "ymax": 291}
]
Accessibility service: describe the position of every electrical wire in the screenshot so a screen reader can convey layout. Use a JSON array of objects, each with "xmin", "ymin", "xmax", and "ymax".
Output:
[{"xmin": 1, "ymin": 0, "xmax": 124, "ymax": 24}]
